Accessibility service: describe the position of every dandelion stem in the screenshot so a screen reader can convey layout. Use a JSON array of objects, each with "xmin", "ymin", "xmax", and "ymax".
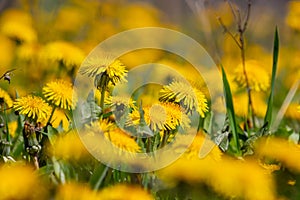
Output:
[
  {"xmin": 46, "ymin": 106, "xmax": 56, "ymax": 127},
  {"xmin": 4, "ymin": 103, "xmax": 10, "ymax": 155},
  {"xmin": 100, "ymin": 88, "xmax": 105, "ymax": 112}
]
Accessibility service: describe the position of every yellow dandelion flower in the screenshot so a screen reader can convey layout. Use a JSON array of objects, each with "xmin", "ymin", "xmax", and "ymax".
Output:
[
  {"xmin": 0, "ymin": 87, "xmax": 13, "ymax": 108},
  {"xmin": 85, "ymin": 119, "xmax": 140, "ymax": 153},
  {"xmin": 181, "ymin": 131, "xmax": 222, "ymax": 160},
  {"xmin": 285, "ymin": 103, "xmax": 300, "ymax": 121},
  {"xmin": 39, "ymin": 41, "xmax": 85, "ymax": 68},
  {"xmin": 16, "ymin": 43, "xmax": 40, "ymax": 61},
  {"xmin": 233, "ymin": 60, "xmax": 270, "ymax": 92},
  {"xmin": 158, "ymin": 157, "xmax": 276, "ymax": 200},
  {"xmin": 286, "ymin": 1, "xmax": 300, "ymax": 31},
  {"xmin": 13, "ymin": 95, "xmax": 51, "ymax": 122},
  {"xmin": 56, "ymin": 182, "xmax": 99, "ymax": 200},
  {"xmin": 233, "ymin": 92, "xmax": 267, "ymax": 117},
  {"xmin": 0, "ymin": 164, "xmax": 48, "ymax": 200},
  {"xmin": 129, "ymin": 102, "xmax": 190, "ymax": 132},
  {"xmin": 50, "ymin": 109, "xmax": 70, "ymax": 131},
  {"xmin": 159, "ymin": 80, "xmax": 208, "ymax": 117},
  {"xmin": 0, "ymin": 9, "xmax": 37, "ymax": 43},
  {"xmin": 0, "ymin": 21, "xmax": 37, "ymax": 43},
  {"xmin": 98, "ymin": 184, "xmax": 154, "ymax": 200},
  {"xmin": 43, "ymin": 79, "xmax": 77, "ymax": 110},
  {"xmin": 106, "ymin": 128, "xmax": 141, "ymax": 153},
  {"xmin": 256, "ymin": 137, "xmax": 300, "ymax": 172},
  {"xmin": 105, "ymin": 95, "xmax": 136, "ymax": 110},
  {"xmin": 80, "ymin": 53, "xmax": 128, "ymax": 85},
  {"xmin": 51, "ymin": 130, "xmax": 89, "ymax": 161}
]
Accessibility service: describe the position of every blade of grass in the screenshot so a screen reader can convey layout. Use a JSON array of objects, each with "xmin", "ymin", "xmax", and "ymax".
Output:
[
  {"xmin": 263, "ymin": 27, "xmax": 279, "ymax": 131},
  {"xmin": 221, "ymin": 66, "xmax": 241, "ymax": 155}
]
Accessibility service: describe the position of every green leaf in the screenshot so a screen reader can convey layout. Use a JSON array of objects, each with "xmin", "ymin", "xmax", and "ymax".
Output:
[
  {"xmin": 264, "ymin": 27, "xmax": 279, "ymax": 131},
  {"xmin": 47, "ymin": 125, "xmax": 59, "ymax": 145},
  {"xmin": 221, "ymin": 67, "xmax": 241, "ymax": 155},
  {"xmin": 89, "ymin": 164, "xmax": 109, "ymax": 190}
]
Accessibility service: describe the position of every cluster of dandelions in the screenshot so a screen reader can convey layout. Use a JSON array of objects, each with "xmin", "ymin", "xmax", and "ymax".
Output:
[
  {"xmin": 13, "ymin": 79, "xmax": 77, "ymax": 124},
  {"xmin": 78, "ymin": 52, "xmax": 210, "ymax": 157}
]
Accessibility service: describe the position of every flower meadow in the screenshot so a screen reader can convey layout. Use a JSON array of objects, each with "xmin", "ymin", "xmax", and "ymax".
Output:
[{"xmin": 0, "ymin": 0, "xmax": 300, "ymax": 199}]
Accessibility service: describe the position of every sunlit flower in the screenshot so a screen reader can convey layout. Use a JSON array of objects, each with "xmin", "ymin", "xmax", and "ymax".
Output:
[
  {"xmin": 80, "ymin": 53, "xmax": 128, "ymax": 86},
  {"xmin": 107, "ymin": 128, "xmax": 141, "ymax": 153},
  {"xmin": 98, "ymin": 184, "xmax": 154, "ymax": 200},
  {"xmin": 181, "ymin": 131, "xmax": 222, "ymax": 160},
  {"xmin": 129, "ymin": 102, "xmax": 190, "ymax": 132},
  {"xmin": 0, "ymin": 164, "xmax": 48, "ymax": 199},
  {"xmin": 85, "ymin": 119, "xmax": 140, "ymax": 153},
  {"xmin": 0, "ymin": 21, "xmax": 37, "ymax": 43},
  {"xmin": 233, "ymin": 60, "xmax": 270, "ymax": 92},
  {"xmin": 159, "ymin": 80, "xmax": 208, "ymax": 117},
  {"xmin": 50, "ymin": 109, "xmax": 70, "ymax": 131},
  {"xmin": 256, "ymin": 137, "xmax": 300, "ymax": 172},
  {"xmin": 43, "ymin": 79, "xmax": 77, "ymax": 110},
  {"xmin": 13, "ymin": 95, "xmax": 51, "ymax": 122},
  {"xmin": 233, "ymin": 92, "xmax": 267, "ymax": 117},
  {"xmin": 286, "ymin": 1, "xmax": 300, "ymax": 31},
  {"xmin": 158, "ymin": 157, "xmax": 276, "ymax": 200},
  {"xmin": 0, "ymin": 87, "xmax": 13, "ymax": 108},
  {"xmin": 16, "ymin": 43, "xmax": 40, "ymax": 61},
  {"xmin": 55, "ymin": 182, "xmax": 99, "ymax": 200},
  {"xmin": 285, "ymin": 103, "xmax": 300, "ymax": 121},
  {"xmin": 0, "ymin": 9, "xmax": 37, "ymax": 43},
  {"xmin": 39, "ymin": 41, "xmax": 85, "ymax": 68},
  {"xmin": 50, "ymin": 130, "xmax": 89, "ymax": 161}
]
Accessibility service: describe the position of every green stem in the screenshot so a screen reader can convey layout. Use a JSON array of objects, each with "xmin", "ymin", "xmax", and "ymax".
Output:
[
  {"xmin": 4, "ymin": 103, "xmax": 10, "ymax": 155},
  {"xmin": 46, "ymin": 106, "xmax": 56, "ymax": 127},
  {"xmin": 100, "ymin": 88, "xmax": 105, "ymax": 112},
  {"xmin": 93, "ymin": 165, "xmax": 109, "ymax": 190}
]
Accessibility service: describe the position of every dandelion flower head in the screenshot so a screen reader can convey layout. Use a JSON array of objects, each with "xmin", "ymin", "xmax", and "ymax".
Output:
[
  {"xmin": 0, "ymin": 164, "xmax": 48, "ymax": 199},
  {"xmin": 129, "ymin": 102, "xmax": 190, "ymax": 132},
  {"xmin": 39, "ymin": 41, "xmax": 85, "ymax": 68},
  {"xmin": 79, "ymin": 52, "xmax": 128, "ymax": 85},
  {"xmin": 85, "ymin": 119, "xmax": 140, "ymax": 153},
  {"xmin": 0, "ymin": 9, "xmax": 37, "ymax": 43},
  {"xmin": 43, "ymin": 79, "xmax": 77, "ymax": 110},
  {"xmin": 159, "ymin": 80, "xmax": 208, "ymax": 117},
  {"xmin": 13, "ymin": 95, "xmax": 51, "ymax": 122},
  {"xmin": 233, "ymin": 60, "xmax": 270, "ymax": 92},
  {"xmin": 0, "ymin": 87, "xmax": 13, "ymax": 108},
  {"xmin": 51, "ymin": 130, "xmax": 89, "ymax": 161}
]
